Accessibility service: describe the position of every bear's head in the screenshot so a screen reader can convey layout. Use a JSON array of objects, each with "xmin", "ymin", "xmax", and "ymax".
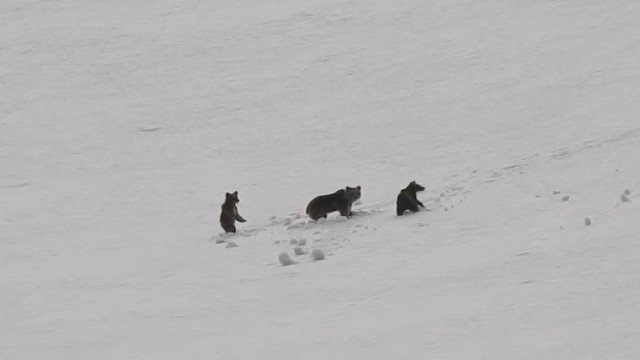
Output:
[
  {"xmin": 225, "ymin": 191, "xmax": 240, "ymax": 204},
  {"xmin": 407, "ymin": 181, "xmax": 425, "ymax": 193},
  {"xmin": 345, "ymin": 185, "xmax": 361, "ymax": 201}
]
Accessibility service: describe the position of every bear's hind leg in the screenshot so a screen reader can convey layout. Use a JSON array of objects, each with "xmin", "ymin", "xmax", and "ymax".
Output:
[
  {"xmin": 221, "ymin": 222, "xmax": 236, "ymax": 233},
  {"xmin": 308, "ymin": 210, "xmax": 324, "ymax": 221}
]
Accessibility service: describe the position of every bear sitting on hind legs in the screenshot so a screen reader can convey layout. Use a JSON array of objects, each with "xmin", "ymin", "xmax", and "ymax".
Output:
[{"xmin": 396, "ymin": 181, "xmax": 426, "ymax": 216}]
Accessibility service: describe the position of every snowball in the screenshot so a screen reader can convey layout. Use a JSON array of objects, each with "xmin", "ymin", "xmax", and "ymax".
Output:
[
  {"xmin": 310, "ymin": 249, "xmax": 326, "ymax": 261},
  {"xmin": 278, "ymin": 252, "xmax": 297, "ymax": 266},
  {"xmin": 553, "ymin": 190, "xmax": 561, "ymax": 195},
  {"xmin": 225, "ymin": 241, "xmax": 237, "ymax": 248},
  {"xmin": 561, "ymin": 195, "xmax": 570, "ymax": 201},
  {"xmin": 584, "ymin": 217, "xmax": 591, "ymax": 226},
  {"xmin": 289, "ymin": 239, "xmax": 298, "ymax": 245},
  {"xmin": 621, "ymin": 194, "xmax": 631, "ymax": 203},
  {"xmin": 298, "ymin": 239, "xmax": 307, "ymax": 246},
  {"xmin": 624, "ymin": 189, "xmax": 631, "ymax": 195},
  {"xmin": 294, "ymin": 247, "xmax": 306, "ymax": 256}
]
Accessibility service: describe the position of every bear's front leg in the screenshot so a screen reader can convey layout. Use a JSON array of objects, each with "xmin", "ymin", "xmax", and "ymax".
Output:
[{"xmin": 338, "ymin": 204, "xmax": 351, "ymax": 217}]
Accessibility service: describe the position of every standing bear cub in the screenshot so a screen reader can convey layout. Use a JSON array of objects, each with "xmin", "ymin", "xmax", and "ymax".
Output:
[
  {"xmin": 306, "ymin": 186, "xmax": 361, "ymax": 221},
  {"xmin": 220, "ymin": 191, "xmax": 246, "ymax": 233},
  {"xmin": 396, "ymin": 181, "xmax": 426, "ymax": 216}
]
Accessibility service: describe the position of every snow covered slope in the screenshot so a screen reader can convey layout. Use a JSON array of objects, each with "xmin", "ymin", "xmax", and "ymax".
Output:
[{"xmin": 2, "ymin": 0, "xmax": 640, "ymax": 358}]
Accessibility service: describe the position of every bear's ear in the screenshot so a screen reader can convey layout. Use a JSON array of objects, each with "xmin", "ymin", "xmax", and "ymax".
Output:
[
  {"xmin": 410, "ymin": 180, "xmax": 416, "ymax": 184},
  {"xmin": 233, "ymin": 191, "xmax": 238, "ymax": 196},
  {"xmin": 225, "ymin": 192, "xmax": 231, "ymax": 197},
  {"xmin": 356, "ymin": 185, "xmax": 361, "ymax": 190}
]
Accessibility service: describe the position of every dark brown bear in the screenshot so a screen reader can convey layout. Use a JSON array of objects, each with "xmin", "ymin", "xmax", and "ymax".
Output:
[
  {"xmin": 219, "ymin": 191, "xmax": 246, "ymax": 233},
  {"xmin": 396, "ymin": 181, "xmax": 426, "ymax": 216},
  {"xmin": 306, "ymin": 186, "xmax": 361, "ymax": 221}
]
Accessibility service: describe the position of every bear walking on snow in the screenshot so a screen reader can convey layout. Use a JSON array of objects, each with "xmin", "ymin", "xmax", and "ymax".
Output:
[
  {"xmin": 396, "ymin": 181, "xmax": 426, "ymax": 216},
  {"xmin": 306, "ymin": 186, "xmax": 361, "ymax": 221},
  {"xmin": 220, "ymin": 191, "xmax": 246, "ymax": 233}
]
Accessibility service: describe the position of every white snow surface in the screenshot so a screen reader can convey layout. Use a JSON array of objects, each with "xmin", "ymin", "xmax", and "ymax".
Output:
[{"xmin": 3, "ymin": 0, "xmax": 640, "ymax": 359}]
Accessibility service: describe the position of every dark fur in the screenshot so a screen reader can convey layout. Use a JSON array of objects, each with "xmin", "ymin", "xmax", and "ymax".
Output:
[
  {"xmin": 220, "ymin": 191, "xmax": 246, "ymax": 233},
  {"xmin": 306, "ymin": 186, "xmax": 361, "ymax": 221},
  {"xmin": 396, "ymin": 181, "xmax": 426, "ymax": 216}
]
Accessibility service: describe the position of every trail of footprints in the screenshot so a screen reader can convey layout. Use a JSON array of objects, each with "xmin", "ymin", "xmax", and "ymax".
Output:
[
  {"xmin": 212, "ymin": 155, "xmax": 636, "ymax": 266},
  {"xmin": 211, "ymin": 166, "xmax": 496, "ymax": 265},
  {"xmin": 212, "ymin": 163, "xmax": 523, "ymax": 246}
]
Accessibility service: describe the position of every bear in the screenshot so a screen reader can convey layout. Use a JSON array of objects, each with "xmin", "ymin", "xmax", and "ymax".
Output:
[
  {"xmin": 396, "ymin": 181, "xmax": 426, "ymax": 216},
  {"xmin": 306, "ymin": 185, "xmax": 361, "ymax": 221},
  {"xmin": 219, "ymin": 191, "xmax": 246, "ymax": 233}
]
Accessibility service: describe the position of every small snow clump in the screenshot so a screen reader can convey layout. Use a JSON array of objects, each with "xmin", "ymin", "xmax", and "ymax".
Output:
[
  {"xmin": 278, "ymin": 252, "xmax": 297, "ymax": 266},
  {"xmin": 310, "ymin": 249, "xmax": 326, "ymax": 261}
]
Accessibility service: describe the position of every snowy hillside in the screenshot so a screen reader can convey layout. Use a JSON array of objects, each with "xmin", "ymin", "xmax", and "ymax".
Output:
[{"xmin": 2, "ymin": 0, "xmax": 640, "ymax": 359}]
